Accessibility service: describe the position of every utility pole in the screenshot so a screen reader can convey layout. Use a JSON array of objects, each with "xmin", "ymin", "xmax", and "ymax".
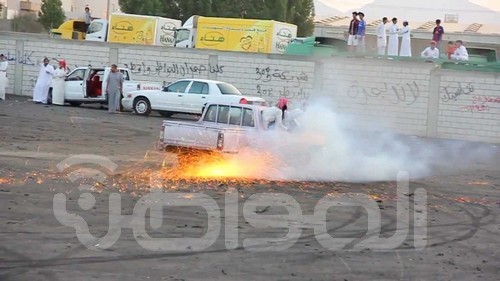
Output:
[{"xmin": 106, "ymin": 0, "xmax": 111, "ymax": 19}]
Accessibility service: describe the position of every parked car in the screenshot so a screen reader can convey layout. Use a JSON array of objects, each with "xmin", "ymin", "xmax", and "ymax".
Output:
[
  {"xmin": 58, "ymin": 66, "xmax": 162, "ymax": 107},
  {"xmin": 122, "ymin": 78, "xmax": 267, "ymax": 117}
]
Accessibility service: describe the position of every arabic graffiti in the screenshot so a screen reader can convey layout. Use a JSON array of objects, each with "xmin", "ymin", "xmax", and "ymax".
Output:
[
  {"xmin": 347, "ymin": 81, "xmax": 420, "ymax": 105},
  {"xmin": 123, "ymin": 61, "xmax": 224, "ymax": 77},
  {"xmin": 256, "ymin": 84, "xmax": 311, "ymax": 100},
  {"xmin": 4, "ymin": 51, "xmax": 36, "ymax": 65},
  {"xmin": 441, "ymin": 82, "xmax": 475, "ymax": 103},
  {"xmin": 462, "ymin": 95, "xmax": 500, "ymax": 112},
  {"xmin": 255, "ymin": 67, "xmax": 309, "ymax": 86}
]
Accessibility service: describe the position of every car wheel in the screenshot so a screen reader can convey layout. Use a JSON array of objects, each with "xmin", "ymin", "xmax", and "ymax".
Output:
[
  {"xmin": 159, "ymin": 111, "xmax": 174, "ymax": 118},
  {"xmin": 69, "ymin": 102, "xmax": 82, "ymax": 107},
  {"xmin": 133, "ymin": 97, "xmax": 151, "ymax": 116}
]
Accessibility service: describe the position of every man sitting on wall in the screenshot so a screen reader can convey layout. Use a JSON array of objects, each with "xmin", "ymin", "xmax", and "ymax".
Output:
[
  {"xmin": 421, "ymin": 40, "xmax": 440, "ymax": 59},
  {"xmin": 451, "ymin": 40, "xmax": 469, "ymax": 61}
]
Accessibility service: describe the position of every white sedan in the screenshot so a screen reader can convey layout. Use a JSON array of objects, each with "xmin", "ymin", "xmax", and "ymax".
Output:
[{"xmin": 122, "ymin": 79, "xmax": 267, "ymax": 117}]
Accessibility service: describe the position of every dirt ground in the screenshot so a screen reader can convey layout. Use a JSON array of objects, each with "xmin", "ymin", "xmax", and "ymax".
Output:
[{"xmin": 0, "ymin": 95, "xmax": 499, "ymax": 281}]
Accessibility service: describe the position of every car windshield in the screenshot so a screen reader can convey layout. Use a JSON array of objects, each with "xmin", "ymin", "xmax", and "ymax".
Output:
[
  {"xmin": 217, "ymin": 83, "xmax": 242, "ymax": 95},
  {"xmin": 87, "ymin": 22, "xmax": 103, "ymax": 34},
  {"xmin": 175, "ymin": 29, "xmax": 190, "ymax": 44}
]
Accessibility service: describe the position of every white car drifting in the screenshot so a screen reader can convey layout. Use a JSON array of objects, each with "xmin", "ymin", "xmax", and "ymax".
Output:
[{"xmin": 122, "ymin": 78, "xmax": 267, "ymax": 117}]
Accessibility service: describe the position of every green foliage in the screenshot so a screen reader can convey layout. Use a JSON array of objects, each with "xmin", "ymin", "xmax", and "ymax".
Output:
[
  {"xmin": 118, "ymin": 0, "xmax": 315, "ymax": 36},
  {"xmin": 38, "ymin": 0, "xmax": 65, "ymax": 30},
  {"xmin": 118, "ymin": 0, "xmax": 164, "ymax": 16}
]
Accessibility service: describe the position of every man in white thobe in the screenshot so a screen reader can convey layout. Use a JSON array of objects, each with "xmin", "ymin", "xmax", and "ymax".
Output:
[
  {"xmin": 51, "ymin": 60, "xmax": 67, "ymax": 105},
  {"xmin": 376, "ymin": 17, "xmax": 388, "ymax": 56},
  {"xmin": 0, "ymin": 54, "xmax": 8, "ymax": 100},
  {"xmin": 262, "ymin": 106, "xmax": 288, "ymax": 131},
  {"xmin": 451, "ymin": 40, "xmax": 469, "ymax": 61},
  {"xmin": 33, "ymin": 58, "xmax": 55, "ymax": 104},
  {"xmin": 399, "ymin": 20, "xmax": 411, "ymax": 57},
  {"xmin": 421, "ymin": 41, "xmax": 440, "ymax": 59},
  {"xmin": 387, "ymin": 17, "xmax": 399, "ymax": 56}
]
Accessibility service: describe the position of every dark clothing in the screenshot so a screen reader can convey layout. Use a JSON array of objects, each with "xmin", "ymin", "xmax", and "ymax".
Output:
[
  {"xmin": 348, "ymin": 19, "xmax": 359, "ymax": 35},
  {"xmin": 432, "ymin": 26, "xmax": 444, "ymax": 42}
]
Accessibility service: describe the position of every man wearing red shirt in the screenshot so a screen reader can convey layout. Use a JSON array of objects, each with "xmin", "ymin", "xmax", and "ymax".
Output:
[
  {"xmin": 432, "ymin": 19, "xmax": 445, "ymax": 54},
  {"xmin": 347, "ymin": 12, "xmax": 359, "ymax": 53}
]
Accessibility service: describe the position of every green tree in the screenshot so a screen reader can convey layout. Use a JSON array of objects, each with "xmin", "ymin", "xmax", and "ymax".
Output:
[
  {"xmin": 285, "ymin": 0, "xmax": 314, "ymax": 36},
  {"xmin": 118, "ymin": 0, "xmax": 164, "ymax": 16},
  {"xmin": 177, "ymin": 0, "xmax": 214, "ymax": 22},
  {"xmin": 38, "ymin": 0, "xmax": 65, "ymax": 30}
]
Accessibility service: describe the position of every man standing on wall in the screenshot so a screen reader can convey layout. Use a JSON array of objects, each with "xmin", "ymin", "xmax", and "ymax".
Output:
[
  {"xmin": 0, "ymin": 54, "xmax": 8, "ymax": 100},
  {"xmin": 432, "ymin": 19, "xmax": 444, "ymax": 55},
  {"xmin": 376, "ymin": 17, "xmax": 388, "ymax": 56},
  {"xmin": 387, "ymin": 17, "xmax": 399, "ymax": 56},
  {"xmin": 33, "ymin": 57, "xmax": 55, "ymax": 104},
  {"xmin": 84, "ymin": 6, "xmax": 92, "ymax": 32},
  {"xmin": 399, "ymin": 20, "xmax": 411, "ymax": 57},
  {"xmin": 356, "ymin": 12, "xmax": 367, "ymax": 53},
  {"xmin": 347, "ymin": 12, "xmax": 359, "ymax": 53},
  {"xmin": 105, "ymin": 64, "xmax": 124, "ymax": 114}
]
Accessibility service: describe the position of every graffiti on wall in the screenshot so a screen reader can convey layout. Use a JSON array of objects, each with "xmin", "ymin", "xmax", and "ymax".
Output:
[
  {"xmin": 440, "ymin": 82, "xmax": 475, "ymax": 103},
  {"xmin": 347, "ymin": 81, "xmax": 421, "ymax": 105},
  {"xmin": 123, "ymin": 61, "xmax": 224, "ymax": 77},
  {"xmin": 3, "ymin": 51, "xmax": 86, "ymax": 72},
  {"xmin": 4, "ymin": 51, "xmax": 36, "ymax": 65},
  {"xmin": 254, "ymin": 66, "xmax": 312, "ymax": 100},
  {"xmin": 462, "ymin": 95, "xmax": 500, "ymax": 112}
]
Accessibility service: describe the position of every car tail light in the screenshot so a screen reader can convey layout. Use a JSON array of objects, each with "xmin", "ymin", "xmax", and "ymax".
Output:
[
  {"xmin": 127, "ymin": 94, "xmax": 132, "ymax": 98},
  {"xmin": 239, "ymin": 98, "xmax": 248, "ymax": 104},
  {"xmin": 216, "ymin": 132, "xmax": 224, "ymax": 151}
]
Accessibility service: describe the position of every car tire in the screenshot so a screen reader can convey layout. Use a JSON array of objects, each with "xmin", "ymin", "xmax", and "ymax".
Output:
[
  {"xmin": 159, "ymin": 111, "xmax": 174, "ymax": 118},
  {"xmin": 69, "ymin": 102, "xmax": 82, "ymax": 107},
  {"xmin": 133, "ymin": 97, "xmax": 152, "ymax": 116}
]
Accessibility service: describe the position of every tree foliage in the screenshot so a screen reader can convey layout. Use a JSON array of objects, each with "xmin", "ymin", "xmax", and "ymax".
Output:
[
  {"xmin": 38, "ymin": 0, "xmax": 65, "ymax": 30},
  {"xmin": 118, "ymin": 0, "xmax": 164, "ymax": 16},
  {"xmin": 118, "ymin": 0, "xmax": 315, "ymax": 36}
]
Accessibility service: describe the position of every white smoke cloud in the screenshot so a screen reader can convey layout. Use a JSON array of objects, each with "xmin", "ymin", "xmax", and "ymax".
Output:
[{"xmin": 256, "ymin": 97, "xmax": 497, "ymax": 182}]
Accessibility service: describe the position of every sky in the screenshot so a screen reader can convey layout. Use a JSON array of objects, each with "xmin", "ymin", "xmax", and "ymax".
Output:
[
  {"xmin": 317, "ymin": 0, "xmax": 500, "ymax": 12},
  {"xmin": 314, "ymin": 0, "xmax": 500, "ymax": 23}
]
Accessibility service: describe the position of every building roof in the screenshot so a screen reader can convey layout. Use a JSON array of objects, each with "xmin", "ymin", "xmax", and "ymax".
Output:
[{"xmin": 314, "ymin": 16, "xmax": 500, "ymax": 35}]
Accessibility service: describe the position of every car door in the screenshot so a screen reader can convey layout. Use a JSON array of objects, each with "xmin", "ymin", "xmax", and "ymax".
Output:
[
  {"xmin": 64, "ymin": 68, "xmax": 87, "ymax": 100},
  {"xmin": 182, "ymin": 81, "xmax": 209, "ymax": 113},
  {"xmin": 119, "ymin": 69, "xmax": 135, "ymax": 94},
  {"xmin": 161, "ymin": 80, "xmax": 191, "ymax": 111}
]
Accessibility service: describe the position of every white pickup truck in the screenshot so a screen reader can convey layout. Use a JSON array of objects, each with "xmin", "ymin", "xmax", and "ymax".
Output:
[
  {"xmin": 159, "ymin": 102, "xmax": 320, "ymax": 159},
  {"xmin": 160, "ymin": 102, "xmax": 267, "ymax": 153},
  {"xmin": 54, "ymin": 66, "xmax": 162, "ymax": 107}
]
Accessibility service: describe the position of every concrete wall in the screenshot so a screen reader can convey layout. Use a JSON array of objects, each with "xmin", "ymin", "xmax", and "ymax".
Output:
[{"xmin": 0, "ymin": 32, "xmax": 499, "ymax": 144}]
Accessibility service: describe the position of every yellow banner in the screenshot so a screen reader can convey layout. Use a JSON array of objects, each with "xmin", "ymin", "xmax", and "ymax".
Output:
[
  {"xmin": 196, "ymin": 18, "xmax": 274, "ymax": 53},
  {"xmin": 108, "ymin": 15, "xmax": 156, "ymax": 45}
]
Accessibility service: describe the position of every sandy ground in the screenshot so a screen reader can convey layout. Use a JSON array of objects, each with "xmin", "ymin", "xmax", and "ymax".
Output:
[{"xmin": 0, "ymin": 95, "xmax": 499, "ymax": 281}]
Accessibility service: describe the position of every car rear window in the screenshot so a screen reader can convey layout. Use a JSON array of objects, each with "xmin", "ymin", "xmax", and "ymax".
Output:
[{"xmin": 217, "ymin": 83, "xmax": 242, "ymax": 95}]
